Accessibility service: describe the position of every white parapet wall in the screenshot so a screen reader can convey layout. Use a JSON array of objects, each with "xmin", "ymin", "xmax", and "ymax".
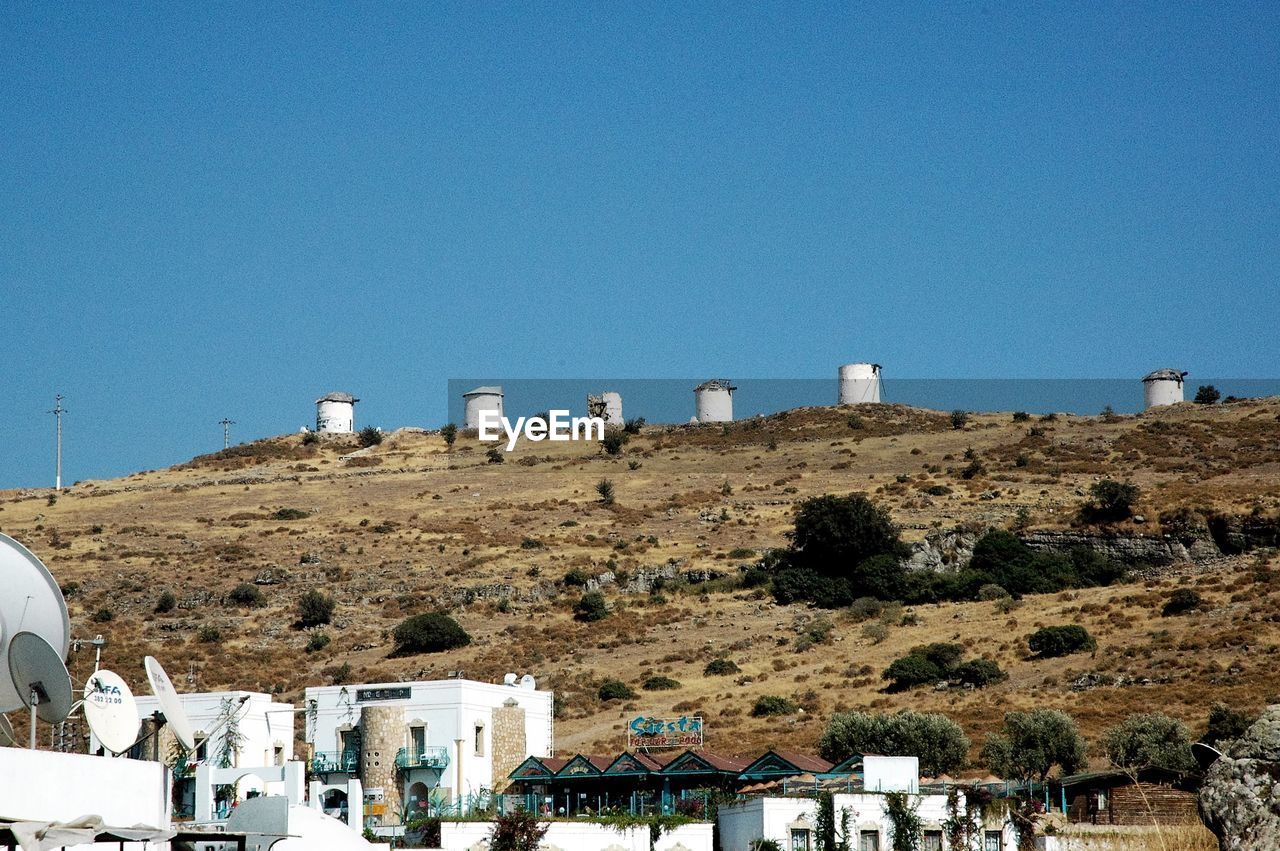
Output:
[
  {"xmin": 441, "ymin": 820, "xmax": 713, "ymax": 851},
  {"xmin": 0, "ymin": 748, "xmax": 170, "ymax": 828}
]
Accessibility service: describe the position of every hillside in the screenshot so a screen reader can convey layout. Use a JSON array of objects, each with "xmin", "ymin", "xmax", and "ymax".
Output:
[{"xmin": 4, "ymin": 399, "xmax": 1280, "ymax": 767}]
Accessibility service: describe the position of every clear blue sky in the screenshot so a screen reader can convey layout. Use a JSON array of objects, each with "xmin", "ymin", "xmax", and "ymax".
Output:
[{"xmin": 2, "ymin": 3, "xmax": 1277, "ymax": 487}]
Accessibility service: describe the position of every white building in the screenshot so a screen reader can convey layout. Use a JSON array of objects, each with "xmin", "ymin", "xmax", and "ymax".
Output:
[
  {"xmin": 90, "ymin": 689, "xmax": 296, "ymax": 819},
  {"xmin": 838, "ymin": 363, "xmax": 882, "ymax": 405},
  {"xmin": 587, "ymin": 391, "xmax": 624, "ymax": 427},
  {"xmin": 317, "ymin": 392, "xmax": 359, "ymax": 433},
  {"xmin": 304, "ymin": 676, "xmax": 554, "ymax": 826},
  {"xmin": 0, "ymin": 747, "xmax": 170, "ymax": 832},
  {"xmin": 694, "ymin": 379, "xmax": 736, "ymax": 423},
  {"xmin": 463, "ymin": 387, "xmax": 504, "ymax": 430},
  {"xmin": 1142, "ymin": 368, "xmax": 1186, "ymax": 409}
]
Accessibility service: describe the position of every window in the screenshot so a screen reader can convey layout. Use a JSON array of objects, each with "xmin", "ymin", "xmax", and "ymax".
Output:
[
  {"xmin": 274, "ymin": 745, "xmax": 285, "ymax": 766},
  {"xmin": 411, "ymin": 725, "xmax": 426, "ymax": 757},
  {"xmin": 790, "ymin": 830, "xmax": 810, "ymax": 851},
  {"xmin": 984, "ymin": 831, "xmax": 1003, "ymax": 851},
  {"xmin": 859, "ymin": 831, "xmax": 879, "ymax": 851},
  {"xmin": 923, "ymin": 832, "xmax": 943, "ymax": 851},
  {"xmin": 474, "ymin": 723, "xmax": 485, "ymax": 756},
  {"xmin": 194, "ymin": 736, "xmax": 209, "ymax": 762}
]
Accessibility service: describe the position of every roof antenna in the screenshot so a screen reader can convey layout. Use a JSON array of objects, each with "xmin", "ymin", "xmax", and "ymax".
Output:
[
  {"xmin": 219, "ymin": 418, "xmax": 236, "ymax": 450},
  {"xmin": 49, "ymin": 395, "xmax": 66, "ymax": 491}
]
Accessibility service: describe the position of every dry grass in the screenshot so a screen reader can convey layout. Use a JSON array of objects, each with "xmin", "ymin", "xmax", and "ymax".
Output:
[
  {"xmin": 3, "ymin": 400, "xmax": 1280, "ymax": 760},
  {"xmin": 1051, "ymin": 824, "xmax": 1216, "ymax": 851}
]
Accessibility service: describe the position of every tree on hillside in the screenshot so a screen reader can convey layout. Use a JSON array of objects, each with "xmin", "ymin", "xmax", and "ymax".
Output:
[
  {"xmin": 1081, "ymin": 479, "xmax": 1140, "ymax": 523},
  {"xmin": 441, "ymin": 423, "xmax": 458, "ymax": 448},
  {"xmin": 1202, "ymin": 703, "xmax": 1254, "ymax": 749},
  {"xmin": 295, "ymin": 590, "xmax": 336, "ymax": 628},
  {"xmin": 392, "ymin": 612, "xmax": 471, "ymax": 656},
  {"xmin": 818, "ymin": 710, "xmax": 970, "ymax": 777},
  {"xmin": 358, "ymin": 426, "xmax": 383, "ymax": 448},
  {"xmin": 1102, "ymin": 713, "xmax": 1196, "ymax": 773},
  {"xmin": 1194, "ymin": 385, "xmax": 1221, "ymax": 405},
  {"xmin": 982, "ymin": 710, "xmax": 1086, "ymax": 783},
  {"xmin": 790, "ymin": 494, "xmax": 907, "ymax": 572}
]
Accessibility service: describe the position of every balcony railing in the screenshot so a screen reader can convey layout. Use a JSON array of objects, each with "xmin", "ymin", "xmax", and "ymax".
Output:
[
  {"xmin": 312, "ymin": 750, "xmax": 361, "ymax": 774},
  {"xmin": 395, "ymin": 746, "xmax": 450, "ymax": 770}
]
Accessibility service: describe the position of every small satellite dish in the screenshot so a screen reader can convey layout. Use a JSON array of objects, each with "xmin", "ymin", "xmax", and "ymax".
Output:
[
  {"xmin": 0, "ymin": 713, "xmax": 15, "ymax": 747},
  {"xmin": 519, "ymin": 674, "xmax": 536, "ymax": 690},
  {"xmin": 144, "ymin": 656, "xmax": 195, "ymax": 751},
  {"xmin": 1192, "ymin": 742, "xmax": 1224, "ymax": 770},
  {"xmin": 503, "ymin": 673, "xmax": 517, "ymax": 686},
  {"xmin": 83, "ymin": 669, "xmax": 140, "ymax": 755},
  {"xmin": 0, "ymin": 534, "xmax": 71, "ymax": 713},
  {"xmin": 7, "ymin": 631, "xmax": 72, "ymax": 725}
]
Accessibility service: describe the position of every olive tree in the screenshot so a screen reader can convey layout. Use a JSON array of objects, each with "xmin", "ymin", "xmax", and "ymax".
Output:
[{"xmin": 982, "ymin": 710, "xmax": 1087, "ymax": 782}]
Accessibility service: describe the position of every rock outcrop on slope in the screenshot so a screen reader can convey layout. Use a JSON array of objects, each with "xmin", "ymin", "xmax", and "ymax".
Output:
[{"xmin": 1199, "ymin": 704, "xmax": 1280, "ymax": 851}]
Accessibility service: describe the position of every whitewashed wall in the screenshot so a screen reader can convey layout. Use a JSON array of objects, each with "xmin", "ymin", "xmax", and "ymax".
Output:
[{"xmin": 441, "ymin": 820, "xmax": 713, "ymax": 851}]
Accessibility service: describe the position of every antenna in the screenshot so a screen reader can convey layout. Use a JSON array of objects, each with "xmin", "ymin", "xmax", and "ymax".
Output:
[
  {"xmin": 83, "ymin": 669, "xmax": 140, "ymax": 755},
  {"xmin": 7, "ymin": 631, "xmax": 73, "ymax": 748},
  {"xmin": 0, "ymin": 534, "xmax": 71, "ymax": 713},
  {"xmin": 218, "ymin": 418, "xmax": 236, "ymax": 450},
  {"xmin": 48, "ymin": 395, "xmax": 65, "ymax": 491}
]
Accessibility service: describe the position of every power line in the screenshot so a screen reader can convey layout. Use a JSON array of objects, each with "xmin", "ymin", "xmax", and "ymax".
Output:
[
  {"xmin": 49, "ymin": 394, "xmax": 65, "ymax": 491},
  {"xmin": 219, "ymin": 418, "xmax": 236, "ymax": 450}
]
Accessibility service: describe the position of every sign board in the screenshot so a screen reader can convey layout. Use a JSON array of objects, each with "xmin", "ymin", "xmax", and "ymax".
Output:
[
  {"xmin": 627, "ymin": 715, "xmax": 703, "ymax": 749},
  {"xmin": 357, "ymin": 686, "xmax": 412, "ymax": 703}
]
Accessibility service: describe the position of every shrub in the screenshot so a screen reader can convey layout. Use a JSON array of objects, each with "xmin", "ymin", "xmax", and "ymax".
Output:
[
  {"xmin": 790, "ymin": 494, "xmax": 907, "ymax": 573},
  {"xmin": 847, "ymin": 415, "xmax": 864, "ymax": 430},
  {"xmin": 520, "ymin": 538, "xmax": 544, "ymax": 550},
  {"xmin": 154, "ymin": 591, "xmax": 177, "ymax": 614},
  {"xmin": 954, "ymin": 658, "xmax": 1006, "ymax": 687},
  {"xmin": 196, "ymin": 624, "xmax": 222, "ymax": 643},
  {"xmin": 92, "ymin": 608, "xmax": 114, "ymax": 623},
  {"xmin": 1162, "ymin": 588, "xmax": 1203, "ymax": 616},
  {"xmin": 1082, "ymin": 479, "xmax": 1140, "ymax": 523},
  {"xmin": 272, "ymin": 507, "xmax": 310, "ymax": 520},
  {"xmin": 1203, "ymin": 703, "xmax": 1254, "ymax": 748},
  {"xmin": 598, "ymin": 679, "xmax": 635, "ymax": 701},
  {"xmin": 306, "ymin": 632, "xmax": 332, "ymax": 653},
  {"xmin": 819, "ymin": 710, "xmax": 970, "ymax": 776},
  {"xmin": 1028, "ymin": 625, "xmax": 1095, "ymax": 658},
  {"xmin": 882, "ymin": 654, "xmax": 944, "ymax": 690},
  {"xmin": 486, "ymin": 447, "xmax": 505, "ymax": 464},
  {"xmin": 977, "ymin": 583, "xmax": 1010, "ymax": 601},
  {"xmin": 301, "ymin": 430, "xmax": 320, "ymax": 445},
  {"xmin": 296, "ymin": 590, "xmax": 336, "ymax": 628},
  {"xmin": 623, "ymin": 417, "xmax": 646, "ymax": 434},
  {"xmin": 228, "ymin": 583, "xmax": 265, "ymax": 608},
  {"xmin": 358, "ymin": 426, "xmax": 383, "ymax": 448},
  {"xmin": 574, "ymin": 592, "xmax": 609, "ymax": 622},
  {"xmin": 489, "ymin": 807, "xmax": 548, "ymax": 851},
  {"xmin": 950, "ymin": 410, "xmax": 969, "ymax": 430},
  {"xmin": 751, "ymin": 695, "xmax": 799, "ymax": 717},
  {"xmin": 562, "ymin": 568, "xmax": 589, "ymax": 587},
  {"xmin": 925, "ymin": 484, "xmax": 951, "ymax": 496},
  {"xmin": 392, "ymin": 612, "xmax": 471, "ymax": 655},
  {"xmin": 595, "ymin": 479, "xmax": 615, "ymax": 505},
  {"xmin": 601, "ymin": 429, "xmax": 628, "ymax": 456},
  {"xmin": 704, "ymin": 658, "xmax": 740, "ymax": 676},
  {"xmin": 1194, "ymin": 385, "xmax": 1221, "ymax": 405},
  {"xmin": 1012, "ymin": 411, "xmax": 1030, "ymax": 422},
  {"xmin": 642, "ymin": 676, "xmax": 681, "ymax": 691},
  {"xmin": 441, "ymin": 423, "xmax": 458, "ymax": 448}
]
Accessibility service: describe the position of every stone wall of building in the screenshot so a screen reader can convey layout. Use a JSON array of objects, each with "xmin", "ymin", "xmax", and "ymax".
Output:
[
  {"xmin": 490, "ymin": 699, "xmax": 527, "ymax": 792},
  {"xmin": 360, "ymin": 705, "xmax": 405, "ymax": 825}
]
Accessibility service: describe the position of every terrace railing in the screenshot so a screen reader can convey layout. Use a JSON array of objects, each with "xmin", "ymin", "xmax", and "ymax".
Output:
[
  {"xmin": 312, "ymin": 749, "xmax": 361, "ymax": 774},
  {"xmin": 396, "ymin": 746, "xmax": 451, "ymax": 770}
]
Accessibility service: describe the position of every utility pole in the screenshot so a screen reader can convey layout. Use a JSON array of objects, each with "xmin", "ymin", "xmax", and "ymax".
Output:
[
  {"xmin": 49, "ymin": 394, "xmax": 65, "ymax": 491},
  {"xmin": 219, "ymin": 418, "xmax": 236, "ymax": 450}
]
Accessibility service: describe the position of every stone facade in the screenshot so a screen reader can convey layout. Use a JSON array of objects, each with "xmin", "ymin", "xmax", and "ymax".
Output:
[
  {"xmin": 490, "ymin": 699, "xmax": 527, "ymax": 793},
  {"xmin": 361, "ymin": 705, "xmax": 404, "ymax": 824}
]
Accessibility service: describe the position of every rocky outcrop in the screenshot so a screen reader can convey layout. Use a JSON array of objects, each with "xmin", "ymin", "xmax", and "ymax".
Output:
[
  {"xmin": 906, "ymin": 527, "xmax": 983, "ymax": 572},
  {"xmin": 1207, "ymin": 515, "xmax": 1280, "ymax": 555},
  {"xmin": 1021, "ymin": 530, "xmax": 1221, "ymax": 566},
  {"xmin": 1199, "ymin": 704, "xmax": 1280, "ymax": 850}
]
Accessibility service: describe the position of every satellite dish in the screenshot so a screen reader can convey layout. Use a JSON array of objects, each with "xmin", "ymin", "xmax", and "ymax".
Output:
[
  {"xmin": 519, "ymin": 674, "xmax": 536, "ymax": 690},
  {"xmin": 0, "ymin": 713, "xmax": 15, "ymax": 747},
  {"xmin": 0, "ymin": 534, "xmax": 71, "ymax": 712},
  {"xmin": 144, "ymin": 656, "xmax": 195, "ymax": 751},
  {"xmin": 83, "ymin": 669, "xmax": 140, "ymax": 755},
  {"xmin": 503, "ymin": 673, "xmax": 517, "ymax": 686},
  {"xmin": 1193, "ymin": 742, "xmax": 1224, "ymax": 770},
  {"xmin": 7, "ymin": 631, "xmax": 72, "ymax": 725}
]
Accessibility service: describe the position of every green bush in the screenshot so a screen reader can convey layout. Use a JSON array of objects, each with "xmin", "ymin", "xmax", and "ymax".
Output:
[
  {"xmin": 882, "ymin": 654, "xmax": 944, "ymax": 690},
  {"xmin": 1028, "ymin": 625, "xmax": 1096, "ymax": 658},
  {"xmin": 392, "ymin": 612, "xmax": 471, "ymax": 655},
  {"xmin": 601, "ymin": 429, "xmax": 628, "ymax": 456},
  {"xmin": 296, "ymin": 590, "xmax": 336, "ymax": 628},
  {"xmin": 1194, "ymin": 385, "xmax": 1221, "ymax": 405},
  {"xmin": 1081, "ymin": 479, "xmax": 1140, "ymax": 523},
  {"xmin": 562, "ymin": 568, "xmax": 589, "ymax": 587},
  {"xmin": 486, "ymin": 446, "xmax": 505, "ymax": 464},
  {"xmin": 92, "ymin": 608, "xmax": 114, "ymax": 623},
  {"xmin": 977, "ymin": 583, "xmax": 1010, "ymax": 601},
  {"xmin": 358, "ymin": 426, "xmax": 383, "ymax": 447},
  {"xmin": 982, "ymin": 709, "xmax": 1086, "ymax": 782},
  {"xmin": 574, "ymin": 592, "xmax": 609, "ymax": 622},
  {"xmin": 642, "ymin": 676, "xmax": 681, "ymax": 691},
  {"xmin": 1102, "ymin": 713, "xmax": 1196, "ymax": 772},
  {"xmin": 306, "ymin": 632, "xmax": 332, "ymax": 653},
  {"xmin": 596, "ymin": 479, "xmax": 615, "ymax": 505},
  {"xmin": 751, "ymin": 695, "xmax": 799, "ymax": 717},
  {"xmin": 598, "ymin": 679, "xmax": 635, "ymax": 701},
  {"xmin": 272, "ymin": 507, "xmax": 310, "ymax": 520},
  {"xmin": 818, "ymin": 710, "xmax": 969, "ymax": 776},
  {"xmin": 623, "ymin": 417, "xmax": 646, "ymax": 434},
  {"xmin": 954, "ymin": 658, "xmax": 1006, "ymax": 687},
  {"xmin": 925, "ymin": 484, "xmax": 952, "ymax": 496},
  {"xmin": 196, "ymin": 624, "xmax": 222, "ymax": 643},
  {"xmin": 441, "ymin": 423, "xmax": 458, "ymax": 448},
  {"xmin": 950, "ymin": 410, "xmax": 969, "ymax": 429},
  {"xmin": 704, "ymin": 658, "xmax": 740, "ymax": 676},
  {"xmin": 1203, "ymin": 703, "xmax": 1254, "ymax": 748},
  {"xmin": 1162, "ymin": 588, "xmax": 1203, "ymax": 616},
  {"xmin": 228, "ymin": 583, "xmax": 265, "ymax": 608},
  {"xmin": 154, "ymin": 590, "xmax": 177, "ymax": 614}
]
